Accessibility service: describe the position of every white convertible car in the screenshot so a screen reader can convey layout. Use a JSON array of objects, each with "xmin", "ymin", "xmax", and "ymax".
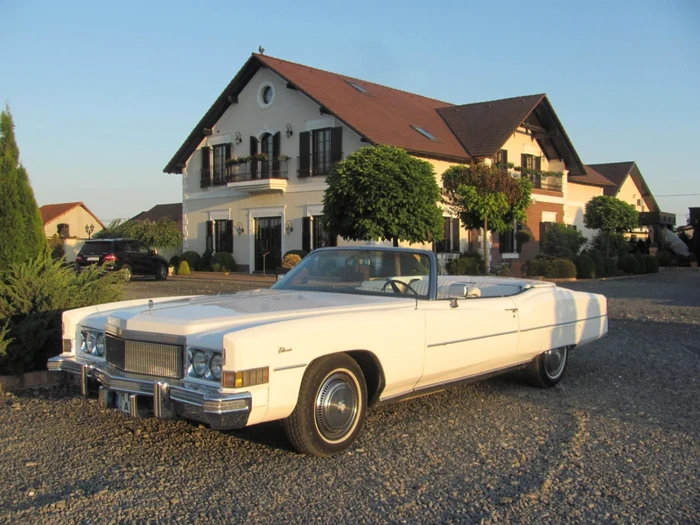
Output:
[{"xmin": 49, "ymin": 247, "xmax": 607, "ymax": 457}]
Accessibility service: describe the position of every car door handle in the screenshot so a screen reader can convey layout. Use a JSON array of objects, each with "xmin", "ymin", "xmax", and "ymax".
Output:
[{"xmin": 505, "ymin": 308, "xmax": 518, "ymax": 313}]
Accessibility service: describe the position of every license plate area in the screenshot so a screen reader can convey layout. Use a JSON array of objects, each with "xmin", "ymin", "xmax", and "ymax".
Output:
[
  {"xmin": 86, "ymin": 256, "xmax": 100, "ymax": 262},
  {"xmin": 116, "ymin": 392, "xmax": 132, "ymax": 415}
]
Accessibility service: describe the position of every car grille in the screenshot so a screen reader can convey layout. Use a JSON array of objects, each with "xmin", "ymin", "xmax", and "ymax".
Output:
[{"xmin": 105, "ymin": 334, "xmax": 183, "ymax": 379}]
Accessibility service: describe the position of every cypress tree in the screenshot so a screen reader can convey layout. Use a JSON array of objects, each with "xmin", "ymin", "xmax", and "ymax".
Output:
[{"xmin": 0, "ymin": 105, "xmax": 45, "ymax": 268}]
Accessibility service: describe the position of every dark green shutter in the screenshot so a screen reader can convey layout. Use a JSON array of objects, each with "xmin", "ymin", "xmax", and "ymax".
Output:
[
  {"xmin": 451, "ymin": 218, "xmax": 459, "ymax": 252},
  {"xmin": 521, "ymin": 153, "xmax": 527, "ymax": 173},
  {"xmin": 201, "ymin": 146, "xmax": 211, "ymax": 188},
  {"xmin": 299, "ymin": 131, "xmax": 310, "ymax": 177},
  {"xmin": 205, "ymin": 220, "xmax": 213, "ymax": 252},
  {"xmin": 502, "ymin": 149, "xmax": 508, "ymax": 165},
  {"xmin": 302, "ymin": 217, "xmax": 311, "ymax": 252},
  {"xmin": 272, "ymin": 132, "xmax": 280, "ymax": 158},
  {"xmin": 535, "ymin": 156, "xmax": 541, "ymax": 171},
  {"xmin": 331, "ymin": 127, "xmax": 343, "ymax": 163},
  {"xmin": 225, "ymin": 220, "xmax": 233, "ymax": 253},
  {"xmin": 250, "ymin": 136, "xmax": 258, "ymax": 178}
]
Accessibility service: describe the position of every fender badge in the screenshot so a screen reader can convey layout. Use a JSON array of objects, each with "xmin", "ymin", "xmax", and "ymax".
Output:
[
  {"xmin": 148, "ymin": 299, "xmax": 154, "ymax": 311},
  {"xmin": 278, "ymin": 346, "xmax": 292, "ymax": 354}
]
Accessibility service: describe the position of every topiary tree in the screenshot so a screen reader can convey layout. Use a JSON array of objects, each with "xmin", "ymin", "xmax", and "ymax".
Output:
[
  {"xmin": 442, "ymin": 162, "xmax": 533, "ymax": 273},
  {"xmin": 94, "ymin": 217, "xmax": 182, "ymax": 251},
  {"xmin": 540, "ymin": 223, "xmax": 586, "ymax": 260},
  {"xmin": 322, "ymin": 145, "xmax": 444, "ymax": 247},
  {"xmin": 584, "ymin": 196, "xmax": 639, "ymax": 256},
  {"xmin": 0, "ymin": 105, "xmax": 45, "ymax": 269}
]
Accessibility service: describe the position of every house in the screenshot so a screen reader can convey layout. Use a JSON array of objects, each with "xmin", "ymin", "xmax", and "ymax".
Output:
[
  {"xmin": 163, "ymin": 54, "xmax": 629, "ymax": 273},
  {"xmin": 39, "ymin": 202, "xmax": 105, "ymax": 240}
]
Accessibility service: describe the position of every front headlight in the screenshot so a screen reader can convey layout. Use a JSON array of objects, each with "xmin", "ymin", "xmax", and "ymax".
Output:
[
  {"xmin": 80, "ymin": 329, "xmax": 105, "ymax": 357},
  {"xmin": 209, "ymin": 354, "xmax": 222, "ymax": 380},
  {"xmin": 187, "ymin": 348, "xmax": 223, "ymax": 381},
  {"xmin": 192, "ymin": 351, "xmax": 208, "ymax": 377}
]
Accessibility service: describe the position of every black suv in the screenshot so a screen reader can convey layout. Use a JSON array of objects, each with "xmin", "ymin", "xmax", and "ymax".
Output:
[{"xmin": 75, "ymin": 239, "xmax": 169, "ymax": 281}]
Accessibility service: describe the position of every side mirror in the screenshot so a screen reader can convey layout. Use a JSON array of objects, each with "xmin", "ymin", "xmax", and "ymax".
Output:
[
  {"xmin": 448, "ymin": 283, "xmax": 468, "ymax": 298},
  {"xmin": 276, "ymin": 273, "xmax": 286, "ymax": 282}
]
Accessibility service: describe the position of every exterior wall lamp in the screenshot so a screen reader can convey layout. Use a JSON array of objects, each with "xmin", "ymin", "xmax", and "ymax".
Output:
[
  {"xmin": 236, "ymin": 222, "xmax": 245, "ymax": 236},
  {"xmin": 235, "ymin": 132, "xmax": 242, "ymax": 145},
  {"xmin": 85, "ymin": 224, "xmax": 94, "ymax": 239},
  {"xmin": 285, "ymin": 220, "xmax": 294, "ymax": 235},
  {"xmin": 285, "ymin": 124, "xmax": 293, "ymax": 139}
]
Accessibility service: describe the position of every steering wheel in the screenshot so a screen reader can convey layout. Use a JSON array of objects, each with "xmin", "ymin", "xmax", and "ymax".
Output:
[{"xmin": 381, "ymin": 279, "xmax": 419, "ymax": 296}]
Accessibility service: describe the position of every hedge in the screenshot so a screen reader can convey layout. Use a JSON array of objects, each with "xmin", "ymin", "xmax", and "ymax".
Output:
[
  {"xmin": 180, "ymin": 251, "xmax": 201, "ymax": 271},
  {"xmin": 212, "ymin": 252, "xmax": 236, "ymax": 272},
  {"xmin": 524, "ymin": 258, "xmax": 577, "ymax": 279}
]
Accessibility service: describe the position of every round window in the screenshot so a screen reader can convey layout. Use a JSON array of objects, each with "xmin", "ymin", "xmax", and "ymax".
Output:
[
  {"xmin": 262, "ymin": 86, "xmax": 273, "ymax": 104},
  {"xmin": 258, "ymin": 82, "xmax": 275, "ymax": 108}
]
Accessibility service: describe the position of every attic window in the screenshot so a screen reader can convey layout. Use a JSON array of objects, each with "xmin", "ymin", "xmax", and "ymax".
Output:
[
  {"xmin": 346, "ymin": 80, "xmax": 368, "ymax": 93},
  {"xmin": 411, "ymin": 125, "xmax": 437, "ymax": 141}
]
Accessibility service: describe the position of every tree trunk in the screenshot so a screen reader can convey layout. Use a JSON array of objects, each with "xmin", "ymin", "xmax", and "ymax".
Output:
[
  {"xmin": 392, "ymin": 237, "xmax": 399, "ymax": 247},
  {"xmin": 482, "ymin": 215, "xmax": 489, "ymax": 275}
]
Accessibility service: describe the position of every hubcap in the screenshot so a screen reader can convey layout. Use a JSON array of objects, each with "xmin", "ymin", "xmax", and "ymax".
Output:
[
  {"xmin": 544, "ymin": 347, "xmax": 566, "ymax": 378},
  {"xmin": 315, "ymin": 372, "xmax": 359, "ymax": 442}
]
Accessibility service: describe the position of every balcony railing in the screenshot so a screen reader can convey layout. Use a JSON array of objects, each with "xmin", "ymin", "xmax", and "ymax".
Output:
[
  {"xmin": 528, "ymin": 174, "xmax": 562, "ymax": 192},
  {"xmin": 200, "ymin": 160, "xmax": 288, "ymax": 188},
  {"xmin": 297, "ymin": 152, "xmax": 342, "ymax": 178}
]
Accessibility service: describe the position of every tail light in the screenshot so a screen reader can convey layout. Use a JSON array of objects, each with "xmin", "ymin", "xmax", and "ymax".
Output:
[
  {"xmin": 76, "ymin": 255, "xmax": 84, "ymax": 262},
  {"xmin": 103, "ymin": 254, "xmax": 117, "ymax": 262}
]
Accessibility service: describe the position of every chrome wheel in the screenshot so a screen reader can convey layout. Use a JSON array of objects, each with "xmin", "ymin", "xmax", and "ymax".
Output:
[
  {"xmin": 156, "ymin": 265, "xmax": 167, "ymax": 281},
  {"xmin": 543, "ymin": 347, "xmax": 567, "ymax": 379},
  {"xmin": 314, "ymin": 370, "xmax": 360, "ymax": 443}
]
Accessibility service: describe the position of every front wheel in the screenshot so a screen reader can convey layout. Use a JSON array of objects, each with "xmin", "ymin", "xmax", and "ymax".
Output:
[
  {"xmin": 155, "ymin": 264, "xmax": 168, "ymax": 281},
  {"xmin": 524, "ymin": 346, "xmax": 569, "ymax": 388},
  {"xmin": 283, "ymin": 354, "xmax": 367, "ymax": 457}
]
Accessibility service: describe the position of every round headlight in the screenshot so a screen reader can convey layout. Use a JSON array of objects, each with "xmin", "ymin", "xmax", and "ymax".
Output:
[
  {"xmin": 192, "ymin": 351, "xmax": 208, "ymax": 377},
  {"xmin": 95, "ymin": 333, "xmax": 105, "ymax": 356},
  {"xmin": 209, "ymin": 354, "xmax": 222, "ymax": 380},
  {"xmin": 87, "ymin": 332, "xmax": 97, "ymax": 353}
]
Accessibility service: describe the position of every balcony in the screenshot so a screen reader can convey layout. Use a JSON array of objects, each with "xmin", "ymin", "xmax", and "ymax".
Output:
[
  {"xmin": 528, "ymin": 174, "xmax": 562, "ymax": 193},
  {"xmin": 200, "ymin": 159, "xmax": 289, "ymax": 193},
  {"xmin": 297, "ymin": 152, "xmax": 342, "ymax": 178}
]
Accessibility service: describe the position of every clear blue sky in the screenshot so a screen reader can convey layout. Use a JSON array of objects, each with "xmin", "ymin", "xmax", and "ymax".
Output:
[{"xmin": 2, "ymin": 0, "xmax": 699, "ymax": 224}]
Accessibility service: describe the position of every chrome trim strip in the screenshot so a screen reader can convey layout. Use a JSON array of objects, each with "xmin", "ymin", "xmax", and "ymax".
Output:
[
  {"xmin": 519, "ymin": 314, "xmax": 606, "ymax": 333},
  {"xmin": 273, "ymin": 363, "xmax": 307, "ymax": 372},
  {"xmin": 105, "ymin": 324, "xmax": 188, "ymax": 346},
  {"xmin": 428, "ymin": 330, "xmax": 519, "ymax": 348}
]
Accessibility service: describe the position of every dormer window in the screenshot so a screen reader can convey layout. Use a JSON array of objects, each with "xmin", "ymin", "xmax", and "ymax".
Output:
[
  {"xmin": 411, "ymin": 125, "xmax": 437, "ymax": 141},
  {"xmin": 346, "ymin": 80, "xmax": 368, "ymax": 93}
]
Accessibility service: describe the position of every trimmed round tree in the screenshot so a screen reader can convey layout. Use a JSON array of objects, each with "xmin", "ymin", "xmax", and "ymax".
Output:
[
  {"xmin": 322, "ymin": 145, "xmax": 444, "ymax": 247},
  {"xmin": 584, "ymin": 195, "xmax": 639, "ymax": 256},
  {"xmin": 442, "ymin": 162, "xmax": 532, "ymax": 273}
]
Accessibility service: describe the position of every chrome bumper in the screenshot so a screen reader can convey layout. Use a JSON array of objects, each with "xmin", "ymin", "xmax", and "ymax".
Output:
[{"xmin": 48, "ymin": 355, "xmax": 251, "ymax": 430}]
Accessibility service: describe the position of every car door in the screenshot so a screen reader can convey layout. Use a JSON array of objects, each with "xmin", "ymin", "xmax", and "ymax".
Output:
[
  {"xmin": 416, "ymin": 296, "xmax": 520, "ymax": 389},
  {"xmin": 133, "ymin": 241, "xmax": 154, "ymax": 274}
]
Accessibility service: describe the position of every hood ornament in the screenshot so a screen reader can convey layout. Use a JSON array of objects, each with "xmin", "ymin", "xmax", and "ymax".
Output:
[{"xmin": 148, "ymin": 299, "xmax": 154, "ymax": 311}]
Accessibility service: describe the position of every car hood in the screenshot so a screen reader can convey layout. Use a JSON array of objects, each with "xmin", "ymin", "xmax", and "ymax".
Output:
[{"xmin": 105, "ymin": 289, "xmax": 414, "ymax": 337}]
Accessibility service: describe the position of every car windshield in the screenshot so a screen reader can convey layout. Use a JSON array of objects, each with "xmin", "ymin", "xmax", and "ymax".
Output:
[
  {"xmin": 272, "ymin": 248, "xmax": 432, "ymax": 298},
  {"xmin": 79, "ymin": 241, "xmax": 113, "ymax": 255}
]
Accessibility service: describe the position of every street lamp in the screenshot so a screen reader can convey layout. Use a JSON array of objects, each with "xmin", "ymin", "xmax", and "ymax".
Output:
[{"xmin": 85, "ymin": 224, "xmax": 95, "ymax": 239}]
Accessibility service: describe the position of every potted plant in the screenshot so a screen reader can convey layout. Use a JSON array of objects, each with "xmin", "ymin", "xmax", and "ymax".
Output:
[{"xmin": 276, "ymin": 154, "xmax": 291, "ymax": 161}]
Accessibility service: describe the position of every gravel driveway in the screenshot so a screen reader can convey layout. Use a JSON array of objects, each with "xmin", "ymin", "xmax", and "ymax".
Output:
[{"xmin": 0, "ymin": 271, "xmax": 698, "ymax": 523}]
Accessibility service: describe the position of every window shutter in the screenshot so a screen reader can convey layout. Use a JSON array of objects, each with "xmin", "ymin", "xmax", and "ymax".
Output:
[
  {"xmin": 299, "ymin": 131, "xmax": 310, "ymax": 177},
  {"xmin": 330, "ymin": 127, "xmax": 343, "ymax": 163},
  {"xmin": 521, "ymin": 153, "xmax": 527, "ymax": 173},
  {"xmin": 272, "ymin": 131, "xmax": 280, "ymax": 158},
  {"xmin": 200, "ymin": 146, "xmax": 211, "ymax": 188},
  {"xmin": 225, "ymin": 220, "xmax": 234, "ymax": 253},
  {"xmin": 250, "ymin": 136, "xmax": 258, "ymax": 178},
  {"xmin": 535, "ymin": 156, "xmax": 541, "ymax": 171},
  {"xmin": 225, "ymin": 143, "xmax": 231, "ymax": 160},
  {"xmin": 302, "ymin": 217, "xmax": 311, "ymax": 252},
  {"xmin": 202, "ymin": 147, "xmax": 210, "ymax": 169},
  {"xmin": 451, "ymin": 218, "xmax": 460, "ymax": 252},
  {"xmin": 205, "ymin": 220, "xmax": 213, "ymax": 252},
  {"xmin": 502, "ymin": 149, "xmax": 508, "ymax": 165}
]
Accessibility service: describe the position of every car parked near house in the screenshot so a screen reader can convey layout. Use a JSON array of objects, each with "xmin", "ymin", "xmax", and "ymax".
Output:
[
  {"xmin": 75, "ymin": 238, "xmax": 169, "ymax": 281},
  {"xmin": 49, "ymin": 247, "xmax": 607, "ymax": 457}
]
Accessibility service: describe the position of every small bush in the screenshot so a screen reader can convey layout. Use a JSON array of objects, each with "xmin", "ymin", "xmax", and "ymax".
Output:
[
  {"xmin": 524, "ymin": 258, "xmax": 576, "ymax": 278},
  {"xmin": 283, "ymin": 249, "xmax": 309, "ymax": 259},
  {"xmin": 540, "ymin": 224, "xmax": 586, "ymax": 260},
  {"xmin": 603, "ymin": 257, "xmax": 617, "ymax": 277},
  {"xmin": 587, "ymin": 251, "xmax": 606, "ymax": 277},
  {"xmin": 448, "ymin": 257, "xmax": 480, "ymax": 275},
  {"xmin": 200, "ymin": 250, "xmax": 213, "ymax": 272},
  {"xmin": 657, "ymin": 251, "xmax": 673, "ymax": 267},
  {"xmin": 177, "ymin": 260, "xmax": 191, "ymax": 276},
  {"xmin": 591, "ymin": 232, "xmax": 630, "ymax": 259},
  {"xmin": 282, "ymin": 254, "xmax": 302, "ymax": 269},
  {"xmin": 523, "ymin": 258, "xmax": 549, "ymax": 277},
  {"xmin": 212, "ymin": 252, "xmax": 236, "ymax": 272},
  {"xmin": 618, "ymin": 254, "xmax": 640, "ymax": 274},
  {"xmin": 0, "ymin": 250, "xmax": 124, "ymax": 375},
  {"xmin": 643, "ymin": 255, "xmax": 659, "ymax": 273},
  {"xmin": 575, "ymin": 254, "xmax": 596, "ymax": 279},
  {"xmin": 180, "ymin": 251, "xmax": 201, "ymax": 271},
  {"xmin": 169, "ymin": 255, "xmax": 180, "ymax": 268},
  {"xmin": 48, "ymin": 234, "xmax": 64, "ymax": 261},
  {"xmin": 553, "ymin": 259, "xmax": 577, "ymax": 278},
  {"xmin": 492, "ymin": 263, "xmax": 512, "ymax": 277},
  {"xmin": 634, "ymin": 252, "xmax": 646, "ymax": 274}
]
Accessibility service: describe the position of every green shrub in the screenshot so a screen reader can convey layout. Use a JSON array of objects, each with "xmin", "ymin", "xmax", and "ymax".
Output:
[
  {"xmin": 283, "ymin": 249, "xmax": 309, "ymax": 259},
  {"xmin": 524, "ymin": 258, "xmax": 576, "ymax": 278},
  {"xmin": 618, "ymin": 254, "xmax": 640, "ymax": 274},
  {"xmin": 523, "ymin": 258, "xmax": 548, "ymax": 277},
  {"xmin": 587, "ymin": 251, "xmax": 606, "ymax": 277},
  {"xmin": 212, "ymin": 252, "xmax": 236, "ymax": 272},
  {"xmin": 552, "ymin": 259, "xmax": 577, "ymax": 278},
  {"xmin": 575, "ymin": 254, "xmax": 596, "ymax": 279},
  {"xmin": 200, "ymin": 250, "xmax": 213, "ymax": 271},
  {"xmin": 657, "ymin": 251, "xmax": 673, "ymax": 267},
  {"xmin": 634, "ymin": 252, "xmax": 646, "ymax": 274},
  {"xmin": 177, "ymin": 260, "xmax": 191, "ymax": 276},
  {"xmin": 180, "ymin": 251, "xmax": 201, "ymax": 271},
  {"xmin": 0, "ymin": 250, "xmax": 124, "ymax": 375},
  {"xmin": 169, "ymin": 255, "xmax": 180, "ymax": 268},
  {"xmin": 603, "ymin": 257, "xmax": 617, "ymax": 277},
  {"xmin": 540, "ymin": 224, "xmax": 586, "ymax": 260},
  {"xmin": 591, "ymin": 232, "xmax": 630, "ymax": 258},
  {"xmin": 48, "ymin": 234, "xmax": 65, "ymax": 261},
  {"xmin": 492, "ymin": 263, "xmax": 512, "ymax": 277},
  {"xmin": 448, "ymin": 257, "xmax": 480, "ymax": 275},
  {"xmin": 643, "ymin": 255, "xmax": 659, "ymax": 273}
]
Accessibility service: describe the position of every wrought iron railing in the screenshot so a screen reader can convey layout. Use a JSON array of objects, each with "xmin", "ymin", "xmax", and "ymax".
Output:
[
  {"xmin": 201, "ymin": 160, "xmax": 288, "ymax": 188},
  {"xmin": 529, "ymin": 174, "xmax": 562, "ymax": 192},
  {"xmin": 297, "ymin": 152, "xmax": 342, "ymax": 178}
]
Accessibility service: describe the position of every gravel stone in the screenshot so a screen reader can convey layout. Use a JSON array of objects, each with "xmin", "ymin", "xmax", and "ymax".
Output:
[{"xmin": 0, "ymin": 271, "xmax": 698, "ymax": 523}]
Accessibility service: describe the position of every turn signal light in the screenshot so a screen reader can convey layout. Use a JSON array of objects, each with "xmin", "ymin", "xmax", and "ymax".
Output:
[{"xmin": 222, "ymin": 367, "xmax": 269, "ymax": 388}]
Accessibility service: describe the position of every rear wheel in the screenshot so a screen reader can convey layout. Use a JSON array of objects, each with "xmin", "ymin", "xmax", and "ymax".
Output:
[
  {"xmin": 283, "ymin": 354, "xmax": 367, "ymax": 457},
  {"xmin": 121, "ymin": 264, "xmax": 133, "ymax": 282},
  {"xmin": 524, "ymin": 346, "xmax": 568, "ymax": 388},
  {"xmin": 155, "ymin": 264, "xmax": 168, "ymax": 281}
]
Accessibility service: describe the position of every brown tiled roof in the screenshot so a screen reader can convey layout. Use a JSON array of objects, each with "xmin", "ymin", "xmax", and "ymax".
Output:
[
  {"xmin": 39, "ymin": 202, "xmax": 105, "ymax": 228},
  {"xmin": 437, "ymin": 94, "xmax": 545, "ymax": 158},
  {"xmin": 569, "ymin": 164, "xmax": 616, "ymax": 187},
  {"xmin": 256, "ymin": 55, "xmax": 469, "ymax": 160},
  {"xmin": 587, "ymin": 161, "xmax": 636, "ymax": 196},
  {"xmin": 130, "ymin": 203, "xmax": 182, "ymax": 229}
]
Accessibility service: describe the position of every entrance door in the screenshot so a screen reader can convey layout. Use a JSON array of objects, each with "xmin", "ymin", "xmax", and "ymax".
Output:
[{"xmin": 254, "ymin": 217, "xmax": 281, "ymax": 272}]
